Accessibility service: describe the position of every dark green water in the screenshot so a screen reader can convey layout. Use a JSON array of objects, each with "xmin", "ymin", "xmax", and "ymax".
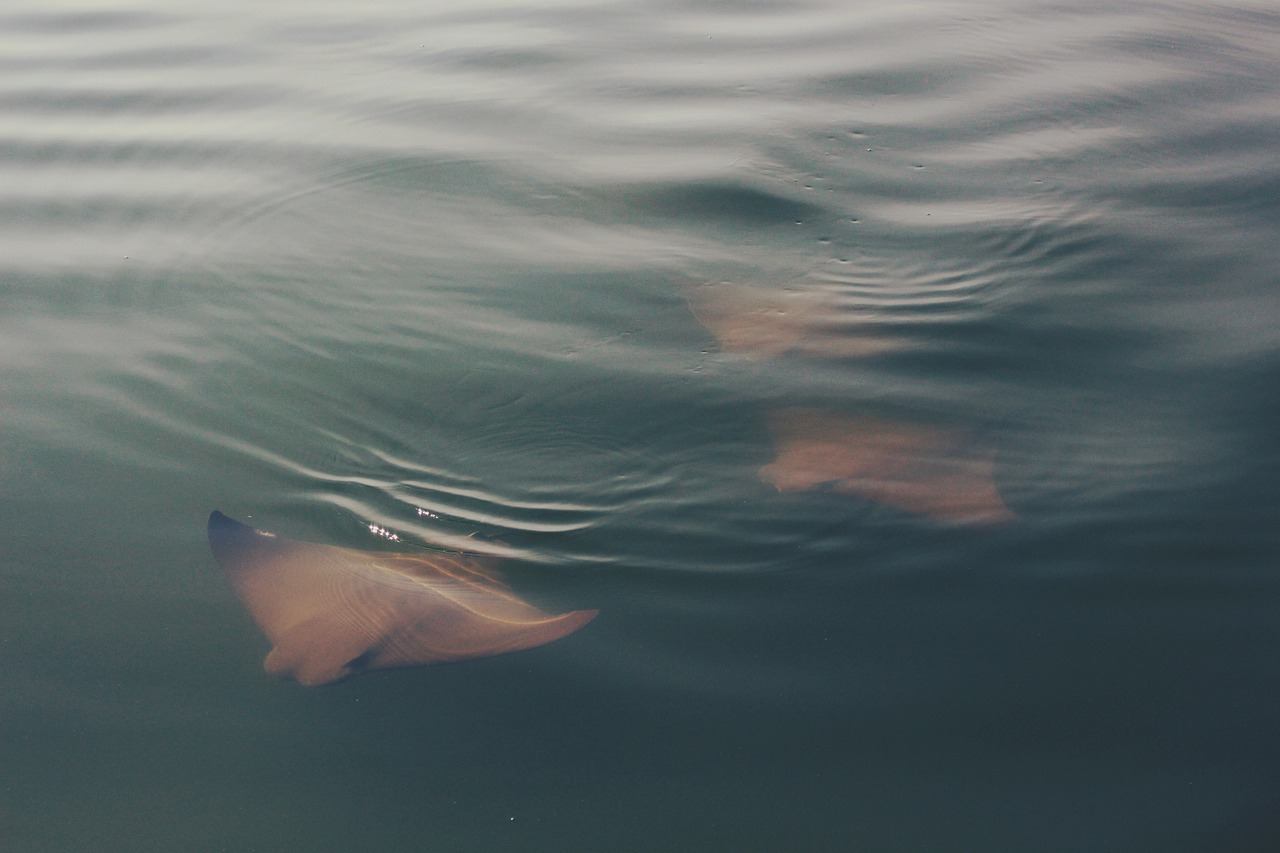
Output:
[{"xmin": 2, "ymin": 0, "xmax": 1279, "ymax": 850}]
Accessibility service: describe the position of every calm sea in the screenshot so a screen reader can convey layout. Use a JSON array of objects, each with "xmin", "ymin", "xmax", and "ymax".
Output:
[{"xmin": 3, "ymin": 0, "xmax": 1279, "ymax": 850}]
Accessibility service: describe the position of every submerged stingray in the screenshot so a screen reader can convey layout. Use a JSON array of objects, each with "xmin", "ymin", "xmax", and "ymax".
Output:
[
  {"xmin": 688, "ymin": 281, "xmax": 902, "ymax": 360},
  {"xmin": 759, "ymin": 410, "xmax": 1015, "ymax": 525},
  {"xmin": 207, "ymin": 511, "xmax": 597, "ymax": 686}
]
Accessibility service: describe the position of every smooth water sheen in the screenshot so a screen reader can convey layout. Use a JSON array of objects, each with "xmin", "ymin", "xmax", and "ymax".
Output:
[{"xmin": 2, "ymin": 0, "xmax": 1279, "ymax": 850}]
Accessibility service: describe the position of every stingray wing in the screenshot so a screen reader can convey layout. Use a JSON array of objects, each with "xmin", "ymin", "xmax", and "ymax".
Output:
[{"xmin": 207, "ymin": 511, "xmax": 596, "ymax": 686}]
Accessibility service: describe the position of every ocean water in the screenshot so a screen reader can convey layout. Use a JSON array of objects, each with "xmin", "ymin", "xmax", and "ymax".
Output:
[{"xmin": 2, "ymin": 0, "xmax": 1279, "ymax": 849}]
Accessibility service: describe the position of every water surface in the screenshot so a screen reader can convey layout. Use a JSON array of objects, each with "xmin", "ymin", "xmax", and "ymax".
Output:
[{"xmin": 2, "ymin": 0, "xmax": 1279, "ymax": 850}]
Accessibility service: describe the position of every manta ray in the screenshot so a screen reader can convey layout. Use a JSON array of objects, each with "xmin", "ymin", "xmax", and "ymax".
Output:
[{"xmin": 207, "ymin": 511, "xmax": 597, "ymax": 686}]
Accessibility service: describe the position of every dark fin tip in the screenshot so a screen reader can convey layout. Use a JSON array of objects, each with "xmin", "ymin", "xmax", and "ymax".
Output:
[{"xmin": 343, "ymin": 649, "xmax": 378, "ymax": 675}]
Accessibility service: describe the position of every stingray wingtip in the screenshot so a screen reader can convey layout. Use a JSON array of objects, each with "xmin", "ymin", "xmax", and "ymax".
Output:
[
  {"xmin": 207, "ymin": 509, "xmax": 236, "ymax": 536},
  {"xmin": 561, "ymin": 607, "xmax": 600, "ymax": 635},
  {"xmin": 207, "ymin": 510, "xmax": 269, "ymax": 565}
]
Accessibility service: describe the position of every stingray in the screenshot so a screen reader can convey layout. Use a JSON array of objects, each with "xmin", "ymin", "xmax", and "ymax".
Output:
[
  {"xmin": 207, "ymin": 511, "xmax": 597, "ymax": 686},
  {"xmin": 759, "ymin": 410, "xmax": 1016, "ymax": 525},
  {"xmin": 688, "ymin": 281, "xmax": 902, "ymax": 360}
]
